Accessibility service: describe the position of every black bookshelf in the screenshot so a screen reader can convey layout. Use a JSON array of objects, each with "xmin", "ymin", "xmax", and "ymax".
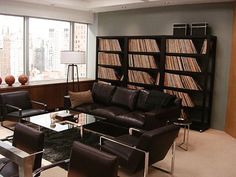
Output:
[{"xmin": 96, "ymin": 35, "xmax": 216, "ymax": 132}]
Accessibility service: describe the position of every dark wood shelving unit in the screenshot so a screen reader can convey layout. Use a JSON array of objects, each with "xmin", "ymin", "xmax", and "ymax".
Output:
[{"xmin": 96, "ymin": 35, "xmax": 216, "ymax": 132}]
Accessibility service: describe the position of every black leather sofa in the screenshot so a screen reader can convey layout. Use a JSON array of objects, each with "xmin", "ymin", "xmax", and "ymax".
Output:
[{"xmin": 65, "ymin": 82, "xmax": 181, "ymax": 130}]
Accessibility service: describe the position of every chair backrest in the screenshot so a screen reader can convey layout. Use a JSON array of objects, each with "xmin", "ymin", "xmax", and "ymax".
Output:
[
  {"xmin": 68, "ymin": 141, "xmax": 118, "ymax": 177},
  {"xmin": 137, "ymin": 125, "xmax": 180, "ymax": 164},
  {"xmin": 0, "ymin": 91, "xmax": 32, "ymax": 113},
  {"xmin": 13, "ymin": 123, "xmax": 44, "ymax": 171}
]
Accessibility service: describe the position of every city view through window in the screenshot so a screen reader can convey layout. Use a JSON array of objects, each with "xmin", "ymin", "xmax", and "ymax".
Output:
[
  {"xmin": 29, "ymin": 18, "xmax": 70, "ymax": 81},
  {"xmin": 0, "ymin": 15, "xmax": 88, "ymax": 83},
  {"xmin": 0, "ymin": 15, "xmax": 24, "ymax": 79}
]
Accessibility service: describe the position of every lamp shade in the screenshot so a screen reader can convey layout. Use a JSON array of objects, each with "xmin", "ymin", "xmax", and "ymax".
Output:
[{"xmin": 60, "ymin": 51, "xmax": 85, "ymax": 64}]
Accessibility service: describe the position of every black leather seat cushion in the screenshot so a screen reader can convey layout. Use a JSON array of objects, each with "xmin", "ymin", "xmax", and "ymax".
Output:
[
  {"xmin": 91, "ymin": 106, "xmax": 130, "ymax": 120},
  {"xmin": 115, "ymin": 111, "xmax": 146, "ymax": 128},
  {"xmin": 111, "ymin": 87, "xmax": 139, "ymax": 110},
  {"xmin": 7, "ymin": 109, "xmax": 46, "ymax": 118},
  {"xmin": 0, "ymin": 158, "xmax": 18, "ymax": 177},
  {"xmin": 92, "ymin": 83, "xmax": 116, "ymax": 105},
  {"xmin": 73, "ymin": 103, "xmax": 105, "ymax": 113}
]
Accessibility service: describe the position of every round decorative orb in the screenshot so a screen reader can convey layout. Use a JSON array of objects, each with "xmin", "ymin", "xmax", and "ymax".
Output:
[
  {"xmin": 5, "ymin": 75, "xmax": 15, "ymax": 86},
  {"xmin": 0, "ymin": 77, "xmax": 2, "ymax": 85},
  {"xmin": 18, "ymin": 74, "xmax": 28, "ymax": 85}
]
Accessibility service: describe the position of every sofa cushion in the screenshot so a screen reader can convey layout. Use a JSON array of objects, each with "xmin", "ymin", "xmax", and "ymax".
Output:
[
  {"xmin": 91, "ymin": 106, "xmax": 129, "ymax": 119},
  {"xmin": 111, "ymin": 87, "xmax": 139, "ymax": 110},
  {"xmin": 146, "ymin": 90, "xmax": 176, "ymax": 108},
  {"xmin": 136, "ymin": 90, "xmax": 151, "ymax": 111},
  {"xmin": 115, "ymin": 111, "xmax": 146, "ymax": 128},
  {"xmin": 72, "ymin": 103, "xmax": 105, "ymax": 114},
  {"xmin": 69, "ymin": 90, "xmax": 94, "ymax": 109},
  {"xmin": 92, "ymin": 83, "xmax": 116, "ymax": 105}
]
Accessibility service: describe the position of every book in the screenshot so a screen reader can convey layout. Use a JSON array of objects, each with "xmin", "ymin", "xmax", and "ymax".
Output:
[{"xmin": 55, "ymin": 112, "xmax": 74, "ymax": 121}]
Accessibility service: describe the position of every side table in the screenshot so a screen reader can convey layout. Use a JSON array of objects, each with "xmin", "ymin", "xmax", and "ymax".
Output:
[{"xmin": 173, "ymin": 118, "xmax": 192, "ymax": 151}]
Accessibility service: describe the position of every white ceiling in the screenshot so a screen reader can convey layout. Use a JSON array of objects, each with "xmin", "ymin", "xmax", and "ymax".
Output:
[{"xmin": 11, "ymin": 0, "xmax": 234, "ymax": 12}]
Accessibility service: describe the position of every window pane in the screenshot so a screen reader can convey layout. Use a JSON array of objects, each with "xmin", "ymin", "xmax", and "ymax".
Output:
[
  {"xmin": 29, "ymin": 18, "xmax": 70, "ymax": 81},
  {"xmin": 0, "ymin": 15, "xmax": 23, "ymax": 79},
  {"xmin": 74, "ymin": 23, "xmax": 87, "ymax": 78}
]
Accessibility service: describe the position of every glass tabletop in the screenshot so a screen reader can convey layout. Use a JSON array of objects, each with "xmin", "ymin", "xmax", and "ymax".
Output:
[{"xmin": 23, "ymin": 110, "xmax": 98, "ymax": 132}]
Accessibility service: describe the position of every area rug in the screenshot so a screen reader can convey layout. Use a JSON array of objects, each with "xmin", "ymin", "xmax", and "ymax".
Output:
[
  {"xmin": 42, "ymin": 121, "xmax": 128, "ymax": 165},
  {"xmin": 42, "ymin": 128, "xmax": 100, "ymax": 163}
]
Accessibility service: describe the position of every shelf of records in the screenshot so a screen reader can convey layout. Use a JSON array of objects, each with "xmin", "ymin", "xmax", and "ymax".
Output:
[
  {"xmin": 128, "ymin": 70, "xmax": 160, "ymax": 85},
  {"xmin": 98, "ymin": 52, "xmax": 122, "ymax": 66},
  {"xmin": 164, "ymin": 89, "xmax": 195, "ymax": 107},
  {"xmin": 128, "ymin": 39, "xmax": 160, "ymax": 52},
  {"xmin": 164, "ymin": 73, "xmax": 202, "ymax": 91},
  {"xmin": 127, "ymin": 84, "xmax": 145, "ymax": 90},
  {"xmin": 128, "ymin": 54, "xmax": 158, "ymax": 69},
  {"xmin": 165, "ymin": 56, "xmax": 201, "ymax": 72},
  {"xmin": 97, "ymin": 66, "xmax": 123, "ymax": 81},
  {"xmin": 98, "ymin": 39, "xmax": 122, "ymax": 51},
  {"xmin": 166, "ymin": 39, "xmax": 207, "ymax": 54}
]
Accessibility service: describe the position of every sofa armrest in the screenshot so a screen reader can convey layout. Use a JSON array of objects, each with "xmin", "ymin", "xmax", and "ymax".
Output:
[
  {"xmin": 64, "ymin": 95, "xmax": 71, "ymax": 109},
  {"xmin": 144, "ymin": 106, "xmax": 181, "ymax": 122}
]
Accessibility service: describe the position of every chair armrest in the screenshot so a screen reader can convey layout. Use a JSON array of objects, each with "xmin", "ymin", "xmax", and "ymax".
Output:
[
  {"xmin": 0, "ymin": 135, "xmax": 13, "ymax": 141},
  {"xmin": 99, "ymin": 136, "xmax": 146, "ymax": 154},
  {"xmin": 31, "ymin": 100, "xmax": 47, "ymax": 111},
  {"xmin": 5, "ymin": 104, "xmax": 22, "ymax": 111},
  {"xmin": 129, "ymin": 128, "xmax": 146, "ymax": 136},
  {"xmin": 33, "ymin": 159, "xmax": 70, "ymax": 177},
  {"xmin": 5, "ymin": 104, "xmax": 22, "ymax": 117}
]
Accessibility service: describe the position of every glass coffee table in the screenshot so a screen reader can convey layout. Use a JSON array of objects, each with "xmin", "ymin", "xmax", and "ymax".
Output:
[
  {"xmin": 22, "ymin": 110, "xmax": 105, "ymax": 137},
  {"xmin": 22, "ymin": 110, "xmax": 128, "ymax": 138}
]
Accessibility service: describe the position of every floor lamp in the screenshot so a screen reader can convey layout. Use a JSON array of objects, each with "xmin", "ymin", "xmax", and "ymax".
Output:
[{"xmin": 60, "ymin": 51, "xmax": 85, "ymax": 94}]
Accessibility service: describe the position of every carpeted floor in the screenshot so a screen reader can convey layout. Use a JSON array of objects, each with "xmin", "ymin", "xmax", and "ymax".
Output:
[{"xmin": 1, "ymin": 126, "xmax": 236, "ymax": 177}]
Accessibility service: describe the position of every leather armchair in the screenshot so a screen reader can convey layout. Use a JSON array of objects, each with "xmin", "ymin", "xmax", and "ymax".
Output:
[
  {"xmin": 100, "ymin": 125, "xmax": 180, "ymax": 177},
  {"xmin": 0, "ymin": 123, "xmax": 44, "ymax": 177},
  {"xmin": 33, "ymin": 141, "xmax": 118, "ymax": 177},
  {"xmin": 0, "ymin": 91, "xmax": 47, "ymax": 129}
]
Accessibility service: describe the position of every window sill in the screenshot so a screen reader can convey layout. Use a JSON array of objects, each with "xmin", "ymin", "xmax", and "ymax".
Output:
[{"xmin": 0, "ymin": 78, "xmax": 95, "ymax": 89}]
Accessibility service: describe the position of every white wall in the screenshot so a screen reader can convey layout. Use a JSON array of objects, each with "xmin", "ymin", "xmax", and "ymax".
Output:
[
  {"xmin": 87, "ymin": 14, "xmax": 98, "ymax": 79},
  {"xmin": 97, "ymin": 3, "xmax": 234, "ymax": 130},
  {"xmin": 0, "ymin": 0, "xmax": 93, "ymax": 23}
]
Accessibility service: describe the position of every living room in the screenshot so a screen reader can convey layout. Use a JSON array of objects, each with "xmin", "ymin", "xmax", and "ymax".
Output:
[{"xmin": 0, "ymin": 0, "xmax": 236, "ymax": 177}]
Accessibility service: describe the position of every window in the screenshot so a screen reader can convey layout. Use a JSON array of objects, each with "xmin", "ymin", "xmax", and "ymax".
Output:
[
  {"xmin": 0, "ymin": 15, "xmax": 88, "ymax": 83},
  {"xmin": 74, "ymin": 23, "xmax": 87, "ymax": 78},
  {"xmin": 0, "ymin": 15, "xmax": 24, "ymax": 79},
  {"xmin": 29, "ymin": 18, "xmax": 70, "ymax": 81}
]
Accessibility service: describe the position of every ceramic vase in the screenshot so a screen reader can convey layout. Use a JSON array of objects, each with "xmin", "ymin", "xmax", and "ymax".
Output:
[
  {"xmin": 18, "ymin": 74, "xmax": 28, "ymax": 85},
  {"xmin": 5, "ymin": 75, "xmax": 15, "ymax": 86}
]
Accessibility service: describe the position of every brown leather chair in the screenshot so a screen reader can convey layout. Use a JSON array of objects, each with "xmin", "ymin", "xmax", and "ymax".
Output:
[
  {"xmin": 0, "ymin": 123, "xmax": 44, "ymax": 177},
  {"xmin": 100, "ymin": 124, "xmax": 180, "ymax": 177},
  {"xmin": 34, "ymin": 141, "xmax": 118, "ymax": 177},
  {"xmin": 0, "ymin": 91, "xmax": 47, "ymax": 129}
]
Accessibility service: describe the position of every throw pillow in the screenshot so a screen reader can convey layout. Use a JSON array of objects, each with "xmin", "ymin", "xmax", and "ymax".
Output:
[{"xmin": 69, "ymin": 90, "xmax": 94, "ymax": 108}]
